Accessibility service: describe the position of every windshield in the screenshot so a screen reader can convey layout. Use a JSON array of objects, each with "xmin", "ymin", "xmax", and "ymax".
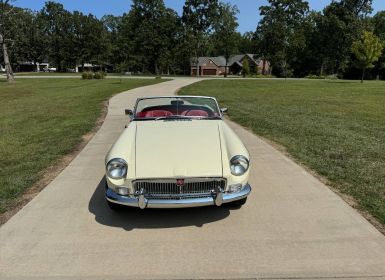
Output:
[{"xmin": 134, "ymin": 97, "xmax": 221, "ymax": 120}]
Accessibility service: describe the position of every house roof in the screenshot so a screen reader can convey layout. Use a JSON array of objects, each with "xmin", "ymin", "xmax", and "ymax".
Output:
[
  {"xmin": 192, "ymin": 54, "xmax": 261, "ymax": 67},
  {"xmin": 192, "ymin": 56, "xmax": 227, "ymax": 67},
  {"xmin": 228, "ymin": 54, "xmax": 259, "ymax": 66}
]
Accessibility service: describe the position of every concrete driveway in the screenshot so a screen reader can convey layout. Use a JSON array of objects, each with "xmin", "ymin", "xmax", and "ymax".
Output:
[{"xmin": 1, "ymin": 79, "xmax": 385, "ymax": 280}]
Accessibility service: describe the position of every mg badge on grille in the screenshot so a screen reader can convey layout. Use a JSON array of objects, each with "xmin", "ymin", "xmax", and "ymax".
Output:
[
  {"xmin": 176, "ymin": 179, "xmax": 184, "ymax": 186},
  {"xmin": 176, "ymin": 179, "xmax": 184, "ymax": 194}
]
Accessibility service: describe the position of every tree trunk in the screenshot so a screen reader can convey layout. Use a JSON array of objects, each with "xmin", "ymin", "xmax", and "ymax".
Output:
[
  {"xmin": 1, "ymin": 34, "xmax": 15, "ymax": 82},
  {"xmin": 224, "ymin": 57, "xmax": 228, "ymax": 78},
  {"xmin": 262, "ymin": 59, "xmax": 266, "ymax": 75},
  {"xmin": 195, "ymin": 40, "xmax": 200, "ymax": 78},
  {"xmin": 195, "ymin": 55, "xmax": 199, "ymax": 78},
  {"xmin": 320, "ymin": 60, "xmax": 325, "ymax": 76},
  {"xmin": 361, "ymin": 68, "xmax": 365, "ymax": 83}
]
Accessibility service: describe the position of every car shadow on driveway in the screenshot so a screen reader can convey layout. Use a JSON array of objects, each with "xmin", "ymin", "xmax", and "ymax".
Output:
[{"xmin": 88, "ymin": 177, "xmax": 232, "ymax": 231}]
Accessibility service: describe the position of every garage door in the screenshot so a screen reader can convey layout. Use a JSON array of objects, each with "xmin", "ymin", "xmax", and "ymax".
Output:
[{"xmin": 202, "ymin": 69, "xmax": 217, "ymax": 76}]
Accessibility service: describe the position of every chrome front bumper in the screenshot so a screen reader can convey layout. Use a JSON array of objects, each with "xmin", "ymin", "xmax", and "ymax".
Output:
[{"xmin": 105, "ymin": 184, "xmax": 251, "ymax": 209}]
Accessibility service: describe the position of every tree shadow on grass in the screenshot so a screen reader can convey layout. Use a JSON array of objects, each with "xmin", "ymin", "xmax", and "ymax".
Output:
[{"xmin": 89, "ymin": 177, "xmax": 232, "ymax": 231}]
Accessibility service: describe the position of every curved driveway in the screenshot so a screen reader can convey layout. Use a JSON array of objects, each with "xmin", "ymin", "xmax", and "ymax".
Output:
[{"xmin": 1, "ymin": 79, "xmax": 385, "ymax": 279}]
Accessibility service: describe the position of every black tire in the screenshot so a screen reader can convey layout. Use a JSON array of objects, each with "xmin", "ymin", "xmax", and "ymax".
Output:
[
  {"xmin": 226, "ymin": 197, "xmax": 247, "ymax": 208},
  {"xmin": 107, "ymin": 200, "xmax": 122, "ymax": 211}
]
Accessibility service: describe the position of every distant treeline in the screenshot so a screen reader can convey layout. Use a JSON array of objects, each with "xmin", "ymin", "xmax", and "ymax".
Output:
[{"xmin": 0, "ymin": 0, "xmax": 384, "ymax": 79}]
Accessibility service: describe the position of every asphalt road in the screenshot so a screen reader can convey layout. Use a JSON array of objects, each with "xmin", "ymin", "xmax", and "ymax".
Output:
[{"xmin": 1, "ymin": 79, "xmax": 385, "ymax": 280}]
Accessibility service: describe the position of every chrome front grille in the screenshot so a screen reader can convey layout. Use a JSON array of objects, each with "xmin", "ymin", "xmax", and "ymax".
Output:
[{"xmin": 133, "ymin": 178, "xmax": 226, "ymax": 199}]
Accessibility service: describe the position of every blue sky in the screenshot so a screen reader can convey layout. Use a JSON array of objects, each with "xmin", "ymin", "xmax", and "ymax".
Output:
[{"xmin": 14, "ymin": 0, "xmax": 385, "ymax": 33}]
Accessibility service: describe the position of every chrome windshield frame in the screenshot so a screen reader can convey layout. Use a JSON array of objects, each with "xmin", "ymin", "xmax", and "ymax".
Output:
[{"xmin": 132, "ymin": 96, "xmax": 223, "ymax": 121}]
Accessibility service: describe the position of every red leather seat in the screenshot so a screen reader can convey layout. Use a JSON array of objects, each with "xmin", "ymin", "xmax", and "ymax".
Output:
[
  {"xmin": 183, "ymin": 110, "xmax": 209, "ymax": 117},
  {"xmin": 141, "ymin": 110, "xmax": 172, "ymax": 118},
  {"xmin": 136, "ymin": 111, "xmax": 146, "ymax": 118}
]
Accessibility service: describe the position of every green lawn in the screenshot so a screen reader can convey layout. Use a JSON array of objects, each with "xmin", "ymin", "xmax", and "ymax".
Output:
[
  {"xmin": 180, "ymin": 79, "xmax": 385, "ymax": 225},
  {"xmin": 0, "ymin": 78, "xmax": 165, "ymax": 213}
]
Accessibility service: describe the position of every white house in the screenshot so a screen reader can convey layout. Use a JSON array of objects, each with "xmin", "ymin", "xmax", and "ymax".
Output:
[
  {"xmin": 75, "ymin": 63, "xmax": 99, "ymax": 73},
  {"xmin": 17, "ymin": 62, "xmax": 50, "ymax": 72}
]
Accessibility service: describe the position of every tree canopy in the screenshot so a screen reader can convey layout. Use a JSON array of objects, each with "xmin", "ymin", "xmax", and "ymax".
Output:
[
  {"xmin": 1, "ymin": 0, "xmax": 385, "ymax": 80},
  {"xmin": 352, "ymin": 31, "xmax": 384, "ymax": 82}
]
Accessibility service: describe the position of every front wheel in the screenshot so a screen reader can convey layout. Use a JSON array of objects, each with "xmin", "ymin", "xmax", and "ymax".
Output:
[{"xmin": 226, "ymin": 197, "xmax": 247, "ymax": 208}]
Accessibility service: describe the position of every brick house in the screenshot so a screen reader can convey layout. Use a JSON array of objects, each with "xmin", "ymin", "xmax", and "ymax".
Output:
[
  {"xmin": 191, "ymin": 57, "xmax": 227, "ymax": 76},
  {"xmin": 191, "ymin": 54, "xmax": 271, "ymax": 76}
]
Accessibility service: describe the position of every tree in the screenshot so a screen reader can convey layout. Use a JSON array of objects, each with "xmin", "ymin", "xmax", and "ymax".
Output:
[
  {"xmin": 315, "ymin": 0, "xmax": 373, "ymax": 75},
  {"xmin": 72, "ymin": 12, "xmax": 108, "ymax": 70},
  {"xmin": 242, "ymin": 56, "xmax": 249, "ymax": 78},
  {"xmin": 25, "ymin": 11, "xmax": 47, "ymax": 71},
  {"xmin": 237, "ymin": 31, "xmax": 255, "ymax": 54},
  {"xmin": 373, "ymin": 11, "xmax": 385, "ymax": 41},
  {"xmin": 39, "ymin": 1, "xmax": 74, "ymax": 71},
  {"xmin": 212, "ymin": 3, "xmax": 239, "ymax": 77},
  {"xmin": 10, "ymin": 9, "xmax": 48, "ymax": 72},
  {"xmin": 102, "ymin": 14, "xmax": 124, "ymax": 71},
  {"xmin": 256, "ymin": 0, "xmax": 309, "ymax": 77},
  {"xmin": 352, "ymin": 31, "xmax": 383, "ymax": 82},
  {"xmin": 123, "ymin": 0, "xmax": 179, "ymax": 74},
  {"xmin": 156, "ymin": 8, "xmax": 180, "ymax": 74},
  {"xmin": 371, "ymin": 11, "xmax": 385, "ymax": 78},
  {"xmin": 0, "ymin": 0, "xmax": 15, "ymax": 82},
  {"xmin": 182, "ymin": 0, "xmax": 219, "ymax": 76}
]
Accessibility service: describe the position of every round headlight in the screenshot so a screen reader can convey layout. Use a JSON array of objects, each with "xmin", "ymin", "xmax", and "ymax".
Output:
[
  {"xmin": 106, "ymin": 158, "xmax": 128, "ymax": 179},
  {"xmin": 230, "ymin": 155, "xmax": 249, "ymax": 176}
]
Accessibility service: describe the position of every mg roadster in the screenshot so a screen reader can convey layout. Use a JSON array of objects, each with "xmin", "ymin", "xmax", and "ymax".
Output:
[{"xmin": 105, "ymin": 96, "xmax": 251, "ymax": 209}]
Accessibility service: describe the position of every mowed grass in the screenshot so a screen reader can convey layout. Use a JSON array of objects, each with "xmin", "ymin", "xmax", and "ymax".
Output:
[
  {"xmin": 180, "ymin": 79, "xmax": 385, "ymax": 225},
  {"xmin": 0, "ymin": 78, "xmax": 165, "ymax": 212}
]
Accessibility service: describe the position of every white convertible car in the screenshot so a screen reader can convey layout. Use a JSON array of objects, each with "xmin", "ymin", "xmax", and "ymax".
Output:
[{"xmin": 105, "ymin": 96, "xmax": 251, "ymax": 210}]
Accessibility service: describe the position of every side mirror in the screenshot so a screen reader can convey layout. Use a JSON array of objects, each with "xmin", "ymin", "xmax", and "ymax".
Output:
[
  {"xmin": 221, "ymin": 108, "xmax": 228, "ymax": 114},
  {"xmin": 125, "ymin": 109, "xmax": 133, "ymax": 119}
]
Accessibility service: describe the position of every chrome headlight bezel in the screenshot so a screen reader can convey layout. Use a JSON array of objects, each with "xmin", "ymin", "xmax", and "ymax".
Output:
[
  {"xmin": 106, "ymin": 158, "xmax": 128, "ymax": 180},
  {"xmin": 230, "ymin": 155, "xmax": 249, "ymax": 176}
]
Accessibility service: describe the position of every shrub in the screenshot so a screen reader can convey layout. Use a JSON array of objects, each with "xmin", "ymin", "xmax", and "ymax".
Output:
[
  {"xmin": 82, "ymin": 71, "xmax": 93, "ymax": 80},
  {"xmin": 306, "ymin": 74, "xmax": 326, "ymax": 79},
  {"xmin": 93, "ymin": 71, "xmax": 106, "ymax": 79},
  {"xmin": 327, "ymin": 74, "xmax": 339, "ymax": 80}
]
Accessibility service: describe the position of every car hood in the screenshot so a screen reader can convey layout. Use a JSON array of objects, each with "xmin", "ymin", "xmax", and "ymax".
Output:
[{"xmin": 135, "ymin": 120, "xmax": 223, "ymax": 178}]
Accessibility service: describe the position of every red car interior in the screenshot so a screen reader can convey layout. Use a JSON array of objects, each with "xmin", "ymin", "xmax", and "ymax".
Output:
[
  {"xmin": 136, "ymin": 110, "xmax": 173, "ymax": 118},
  {"xmin": 135, "ymin": 105, "xmax": 217, "ymax": 119},
  {"xmin": 182, "ymin": 110, "xmax": 209, "ymax": 117}
]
